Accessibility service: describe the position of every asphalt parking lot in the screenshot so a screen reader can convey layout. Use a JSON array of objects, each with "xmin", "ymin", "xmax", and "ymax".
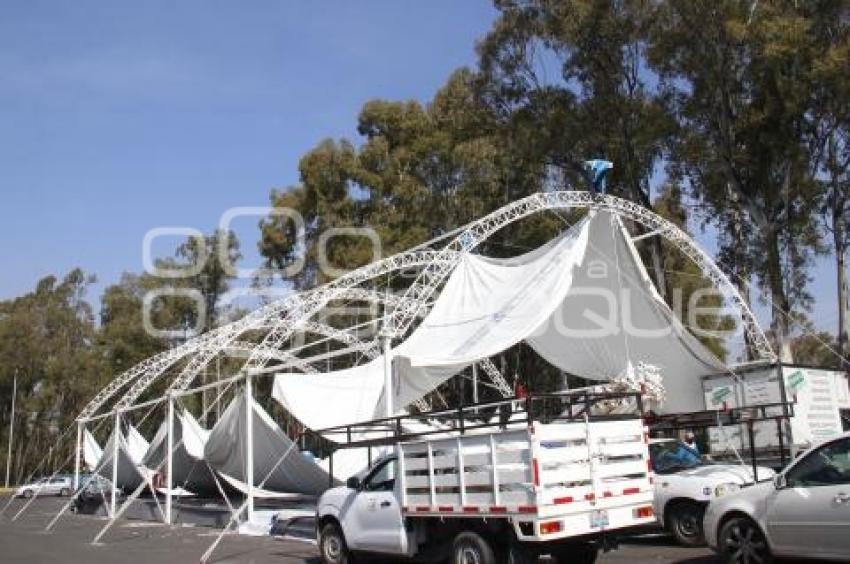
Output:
[{"xmin": 0, "ymin": 497, "xmax": 717, "ymax": 564}]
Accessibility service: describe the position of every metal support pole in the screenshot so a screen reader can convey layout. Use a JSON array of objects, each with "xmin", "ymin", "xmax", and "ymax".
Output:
[
  {"xmin": 776, "ymin": 417, "xmax": 786, "ymax": 468},
  {"xmin": 111, "ymin": 410, "xmax": 120, "ymax": 518},
  {"xmin": 165, "ymin": 393, "xmax": 174, "ymax": 525},
  {"xmin": 382, "ymin": 333, "xmax": 393, "ymax": 419},
  {"xmin": 472, "ymin": 364, "xmax": 479, "ymax": 404},
  {"xmin": 244, "ymin": 373, "xmax": 254, "ymax": 523},
  {"xmin": 73, "ymin": 421, "xmax": 82, "ymax": 491},
  {"xmin": 5, "ymin": 370, "xmax": 16, "ymax": 488},
  {"xmin": 747, "ymin": 422, "xmax": 758, "ymax": 482}
]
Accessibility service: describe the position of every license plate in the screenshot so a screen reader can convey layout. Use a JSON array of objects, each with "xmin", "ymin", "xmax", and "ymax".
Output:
[{"xmin": 590, "ymin": 509, "xmax": 609, "ymax": 528}]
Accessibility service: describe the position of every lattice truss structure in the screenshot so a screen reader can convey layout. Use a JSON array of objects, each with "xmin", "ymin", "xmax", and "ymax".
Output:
[{"xmin": 78, "ymin": 192, "xmax": 775, "ymax": 423}]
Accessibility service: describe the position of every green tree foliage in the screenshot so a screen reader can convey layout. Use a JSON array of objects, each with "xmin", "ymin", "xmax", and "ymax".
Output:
[
  {"xmin": 647, "ymin": 0, "xmax": 840, "ymax": 359},
  {"xmin": 258, "ymin": 69, "xmax": 559, "ymax": 292},
  {"xmin": 0, "ymin": 270, "xmax": 106, "ymax": 483},
  {"xmin": 476, "ymin": 0, "xmax": 675, "ymax": 292}
]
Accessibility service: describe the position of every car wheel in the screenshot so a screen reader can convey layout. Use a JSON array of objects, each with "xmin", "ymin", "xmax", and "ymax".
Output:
[
  {"xmin": 667, "ymin": 502, "xmax": 707, "ymax": 547},
  {"xmin": 21, "ymin": 489, "xmax": 33, "ymax": 499},
  {"xmin": 60, "ymin": 488, "xmax": 71, "ymax": 497},
  {"xmin": 718, "ymin": 516, "xmax": 773, "ymax": 564},
  {"xmin": 319, "ymin": 522, "xmax": 354, "ymax": 564},
  {"xmin": 551, "ymin": 542, "xmax": 599, "ymax": 564},
  {"xmin": 453, "ymin": 531, "xmax": 496, "ymax": 564}
]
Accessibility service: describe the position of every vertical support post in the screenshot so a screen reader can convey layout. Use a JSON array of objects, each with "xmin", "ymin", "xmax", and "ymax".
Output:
[
  {"xmin": 73, "ymin": 421, "xmax": 82, "ymax": 491},
  {"xmin": 381, "ymin": 332, "xmax": 393, "ymax": 419},
  {"xmin": 472, "ymin": 364, "xmax": 479, "ymax": 405},
  {"xmin": 747, "ymin": 421, "xmax": 758, "ymax": 482},
  {"xmin": 244, "ymin": 372, "xmax": 254, "ymax": 523},
  {"xmin": 328, "ymin": 450, "xmax": 334, "ymax": 489},
  {"xmin": 165, "ymin": 393, "xmax": 175, "ymax": 525},
  {"xmin": 776, "ymin": 417, "xmax": 786, "ymax": 468},
  {"xmin": 111, "ymin": 409, "xmax": 120, "ymax": 518}
]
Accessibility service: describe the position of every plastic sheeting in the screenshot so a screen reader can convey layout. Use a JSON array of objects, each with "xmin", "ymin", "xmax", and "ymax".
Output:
[
  {"xmin": 143, "ymin": 410, "xmax": 218, "ymax": 495},
  {"xmin": 204, "ymin": 392, "xmax": 334, "ymax": 496},
  {"xmin": 274, "ymin": 210, "xmax": 726, "ymax": 430},
  {"xmin": 96, "ymin": 424, "xmax": 151, "ymax": 490}
]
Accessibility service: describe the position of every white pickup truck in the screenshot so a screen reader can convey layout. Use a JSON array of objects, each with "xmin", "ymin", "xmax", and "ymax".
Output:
[
  {"xmin": 315, "ymin": 400, "xmax": 656, "ymax": 564},
  {"xmin": 648, "ymin": 438, "xmax": 775, "ymax": 546}
]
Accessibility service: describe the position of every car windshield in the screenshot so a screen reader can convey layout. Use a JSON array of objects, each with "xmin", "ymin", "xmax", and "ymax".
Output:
[{"xmin": 650, "ymin": 441, "xmax": 704, "ymax": 473}]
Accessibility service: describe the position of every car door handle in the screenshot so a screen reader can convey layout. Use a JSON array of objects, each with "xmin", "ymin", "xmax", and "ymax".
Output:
[
  {"xmin": 835, "ymin": 493, "xmax": 850, "ymax": 504},
  {"xmin": 380, "ymin": 501, "xmax": 392, "ymax": 508}
]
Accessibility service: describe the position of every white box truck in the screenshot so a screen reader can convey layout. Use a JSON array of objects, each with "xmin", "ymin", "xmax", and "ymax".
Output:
[
  {"xmin": 702, "ymin": 363, "xmax": 850, "ymax": 456},
  {"xmin": 315, "ymin": 392, "xmax": 655, "ymax": 564}
]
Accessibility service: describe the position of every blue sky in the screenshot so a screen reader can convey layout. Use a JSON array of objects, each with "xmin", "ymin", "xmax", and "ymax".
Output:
[
  {"xmin": 0, "ymin": 0, "xmax": 497, "ymax": 302},
  {"xmin": 0, "ymin": 1, "xmax": 839, "ymax": 340}
]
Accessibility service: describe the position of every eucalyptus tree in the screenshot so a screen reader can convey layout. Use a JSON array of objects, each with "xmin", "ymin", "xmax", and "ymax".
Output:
[{"xmin": 648, "ymin": 0, "xmax": 829, "ymax": 360}]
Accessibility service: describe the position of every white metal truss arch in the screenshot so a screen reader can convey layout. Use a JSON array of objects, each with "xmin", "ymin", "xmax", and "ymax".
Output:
[
  {"xmin": 80, "ymin": 191, "xmax": 772, "ymax": 421},
  {"xmin": 105, "ymin": 250, "xmax": 456, "ymax": 412}
]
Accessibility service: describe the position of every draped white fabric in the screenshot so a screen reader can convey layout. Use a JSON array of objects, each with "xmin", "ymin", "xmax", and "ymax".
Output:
[
  {"xmin": 273, "ymin": 210, "xmax": 726, "ymax": 431},
  {"xmin": 143, "ymin": 410, "xmax": 217, "ymax": 494},
  {"xmin": 96, "ymin": 424, "xmax": 150, "ymax": 489},
  {"xmin": 204, "ymin": 392, "xmax": 332, "ymax": 496},
  {"xmin": 83, "ymin": 429, "xmax": 102, "ymax": 472}
]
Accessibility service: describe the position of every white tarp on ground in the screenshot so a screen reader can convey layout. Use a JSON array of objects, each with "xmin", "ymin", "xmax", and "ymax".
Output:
[
  {"xmin": 96, "ymin": 424, "xmax": 151, "ymax": 490},
  {"xmin": 142, "ymin": 410, "xmax": 218, "ymax": 495},
  {"xmin": 273, "ymin": 210, "xmax": 726, "ymax": 431}
]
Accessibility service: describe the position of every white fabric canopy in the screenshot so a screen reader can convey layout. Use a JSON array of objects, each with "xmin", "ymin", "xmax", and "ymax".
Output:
[
  {"xmin": 83, "ymin": 429, "xmax": 102, "ymax": 472},
  {"xmin": 96, "ymin": 424, "xmax": 151, "ymax": 490},
  {"xmin": 142, "ymin": 410, "xmax": 217, "ymax": 495},
  {"xmin": 204, "ymin": 392, "xmax": 333, "ymax": 496},
  {"xmin": 273, "ymin": 210, "xmax": 726, "ymax": 431}
]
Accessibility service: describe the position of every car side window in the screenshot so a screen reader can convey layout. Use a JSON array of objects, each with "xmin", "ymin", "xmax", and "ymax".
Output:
[
  {"xmin": 364, "ymin": 458, "xmax": 397, "ymax": 492},
  {"xmin": 786, "ymin": 438, "xmax": 850, "ymax": 487}
]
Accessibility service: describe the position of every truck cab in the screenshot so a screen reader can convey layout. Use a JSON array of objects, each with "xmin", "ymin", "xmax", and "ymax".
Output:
[{"xmin": 649, "ymin": 438, "xmax": 774, "ymax": 546}]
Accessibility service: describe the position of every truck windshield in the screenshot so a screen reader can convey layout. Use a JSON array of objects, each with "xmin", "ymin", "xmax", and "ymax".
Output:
[{"xmin": 649, "ymin": 441, "xmax": 703, "ymax": 473}]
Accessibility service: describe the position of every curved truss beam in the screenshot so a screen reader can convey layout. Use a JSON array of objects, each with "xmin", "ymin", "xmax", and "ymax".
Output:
[
  {"xmin": 84, "ymin": 191, "xmax": 773, "ymax": 419},
  {"xmin": 108, "ymin": 251, "xmax": 453, "ymax": 411},
  {"xmin": 479, "ymin": 359, "xmax": 513, "ymax": 397}
]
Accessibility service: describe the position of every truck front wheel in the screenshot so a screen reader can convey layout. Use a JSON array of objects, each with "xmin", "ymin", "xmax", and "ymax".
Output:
[
  {"xmin": 319, "ymin": 522, "xmax": 354, "ymax": 564},
  {"xmin": 453, "ymin": 531, "xmax": 495, "ymax": 564},
  {"xmin": 667, "ymin": 502, "xmax": 706, "ymax": 547}
]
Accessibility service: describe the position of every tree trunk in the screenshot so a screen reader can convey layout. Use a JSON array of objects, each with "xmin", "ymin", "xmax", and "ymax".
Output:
[
  {"xmin": 727, "ymin": 188, "xmax": 753, "ymax": 360},
  {"xmin": 765, "ymin": 228, "xmax": 793, "ymax": 362},
  {"xmin": 834, "ymin": 210, "xmax": 849, "ymax": 370}
]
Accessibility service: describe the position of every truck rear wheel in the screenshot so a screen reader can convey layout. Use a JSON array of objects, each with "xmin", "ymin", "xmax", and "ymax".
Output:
[
  {"xmin": 667, "ymin": 502, "xmax": 706, "ymax": 547},
  {"xmin": 551, "ymin": 542, "xmax": 598, "ymax": 564},
  {"xmin": 319, "ymin": 522, "xmax": 354, "ymax": 564},
  {"xmin": 453, "ymin": 531, "xmax": 495, "ymax": 564}
]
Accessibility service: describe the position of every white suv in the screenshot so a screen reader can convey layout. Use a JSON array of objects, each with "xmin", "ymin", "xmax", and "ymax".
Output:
[{"xmin": 704, "ymin": 432, "xmax": 850, "ymax": 562}]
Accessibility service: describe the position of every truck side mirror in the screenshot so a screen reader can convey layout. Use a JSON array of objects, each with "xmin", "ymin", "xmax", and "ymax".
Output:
[
  {"xmin": 773, "ymin": 474, "xmax": 786, "ymax": 490},
  {"xmin": 346, "ymin": 476, "xmax": 361, "ymax": 490}
]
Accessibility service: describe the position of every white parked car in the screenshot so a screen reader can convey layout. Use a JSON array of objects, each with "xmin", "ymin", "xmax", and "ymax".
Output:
[
  {"xmin": 704, "ymin": 432, "xmax": 850, "ymax": 563},
  {"xmin": 649, "ymin": 439, "xmax": 774, "ymax": 546},
  {"xmin": 15, "ymin": 475, "xmax": 73, "ymax": 498}
]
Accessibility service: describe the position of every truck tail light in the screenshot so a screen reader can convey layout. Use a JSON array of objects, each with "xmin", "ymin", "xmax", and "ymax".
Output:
[
  {"xmin": 539, "ymin": 520, "xmax": 562, "ymax": 535},
  {"xmin": 633, "ymin": 505, "xmax": 653, "ymax": 519}
]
